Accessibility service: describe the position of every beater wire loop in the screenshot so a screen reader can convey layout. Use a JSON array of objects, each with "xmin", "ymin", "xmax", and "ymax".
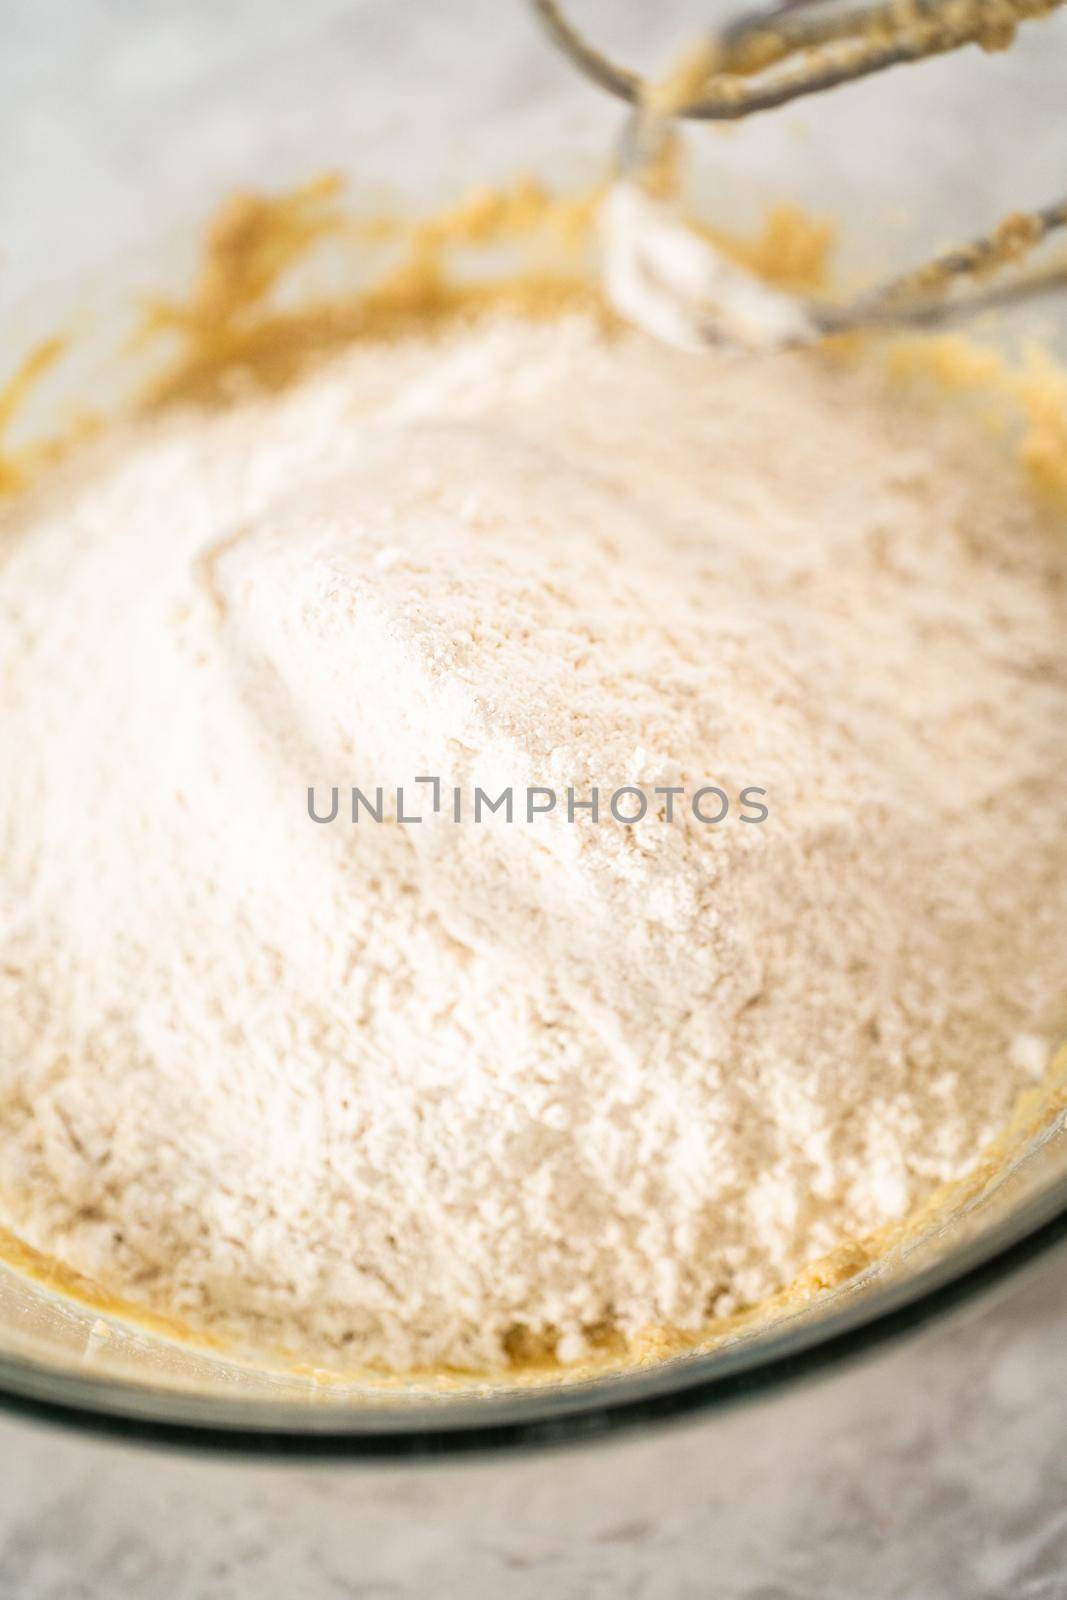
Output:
[{"xmin": 530, "ymin": 0, "xmax": 1066, "ymax": 120}]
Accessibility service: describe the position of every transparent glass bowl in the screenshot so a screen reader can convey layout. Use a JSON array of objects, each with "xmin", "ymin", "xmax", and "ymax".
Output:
[{"xmin": 2, "ymin": 0, "xmax": 1066, "ymax": 1453}]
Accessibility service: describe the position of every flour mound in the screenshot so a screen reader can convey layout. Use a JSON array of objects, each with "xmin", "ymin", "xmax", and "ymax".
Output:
[{"xmin": 1, "ymin": 313, "xmax": 1065, "ymax": 1371}]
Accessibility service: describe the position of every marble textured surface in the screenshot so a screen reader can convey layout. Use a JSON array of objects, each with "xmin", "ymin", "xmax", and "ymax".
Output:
[
  {"xmin": 1, "ymin": 1256, "xmax": 1067, "ymax": 1598},
  {"xmin": 3, "ymin": 3, "xmax": 1067, "ymax": 1595}
]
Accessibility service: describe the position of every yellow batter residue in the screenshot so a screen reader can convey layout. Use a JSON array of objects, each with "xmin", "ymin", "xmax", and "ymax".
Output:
[
  {"xmin": 138, "ymin": 174, "xmax": 599, "ymax": 409},
  {"xmin": 0, "ymin": 337, "xmax": 71, "ymax": 495},
  {"xmin": 4, "ymin": 172, "xmax": 1063, "ymax": 502},
  {"xmin": 887, "ymin": 332, "xmax": 1067, "ymax": 501}
]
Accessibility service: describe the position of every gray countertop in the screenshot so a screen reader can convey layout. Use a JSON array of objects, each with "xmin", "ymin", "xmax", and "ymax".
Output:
[{"xmin": 1, "ymin": 1255, "xmax": 1067, "ymax": 1599}]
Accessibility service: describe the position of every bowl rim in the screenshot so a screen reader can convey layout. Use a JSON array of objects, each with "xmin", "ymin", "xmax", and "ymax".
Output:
[{"xmin": 1, "ymin": 1167, "xmax": 1065, "ymax": 1459}]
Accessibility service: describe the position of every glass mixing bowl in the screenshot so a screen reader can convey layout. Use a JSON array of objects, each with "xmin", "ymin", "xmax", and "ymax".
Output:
[{"xmin": 2, "ymin": 0, "xmax": 1066, "ymax": 1455}]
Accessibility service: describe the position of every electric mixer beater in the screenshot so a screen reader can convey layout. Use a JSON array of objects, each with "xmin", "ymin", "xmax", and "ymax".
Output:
[{"xmin": 530, "ymin": 0, "xmax": 1067, "ymax": 350}]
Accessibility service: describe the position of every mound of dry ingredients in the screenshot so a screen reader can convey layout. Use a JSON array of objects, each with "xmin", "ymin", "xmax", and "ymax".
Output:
[{"xmin": 1, "ymin": 311, "xmax": 1066, "ymax": 1372}]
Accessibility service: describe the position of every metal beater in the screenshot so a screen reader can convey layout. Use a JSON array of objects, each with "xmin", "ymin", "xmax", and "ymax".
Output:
[{"xmin": 530, "ymin": 0, "xmax": 1067, "ymax": 349}]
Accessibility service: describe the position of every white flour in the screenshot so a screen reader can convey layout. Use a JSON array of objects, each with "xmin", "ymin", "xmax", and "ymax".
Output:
[{"xmin": 1, "ymin": 313, "xmax": 1066, "ymax": 1371}]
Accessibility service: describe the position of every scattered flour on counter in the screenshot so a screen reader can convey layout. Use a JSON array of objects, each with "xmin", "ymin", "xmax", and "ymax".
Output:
[{"xmin": 1, "ymin": 312, "xmax": 1066, "ymax": 1371}]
